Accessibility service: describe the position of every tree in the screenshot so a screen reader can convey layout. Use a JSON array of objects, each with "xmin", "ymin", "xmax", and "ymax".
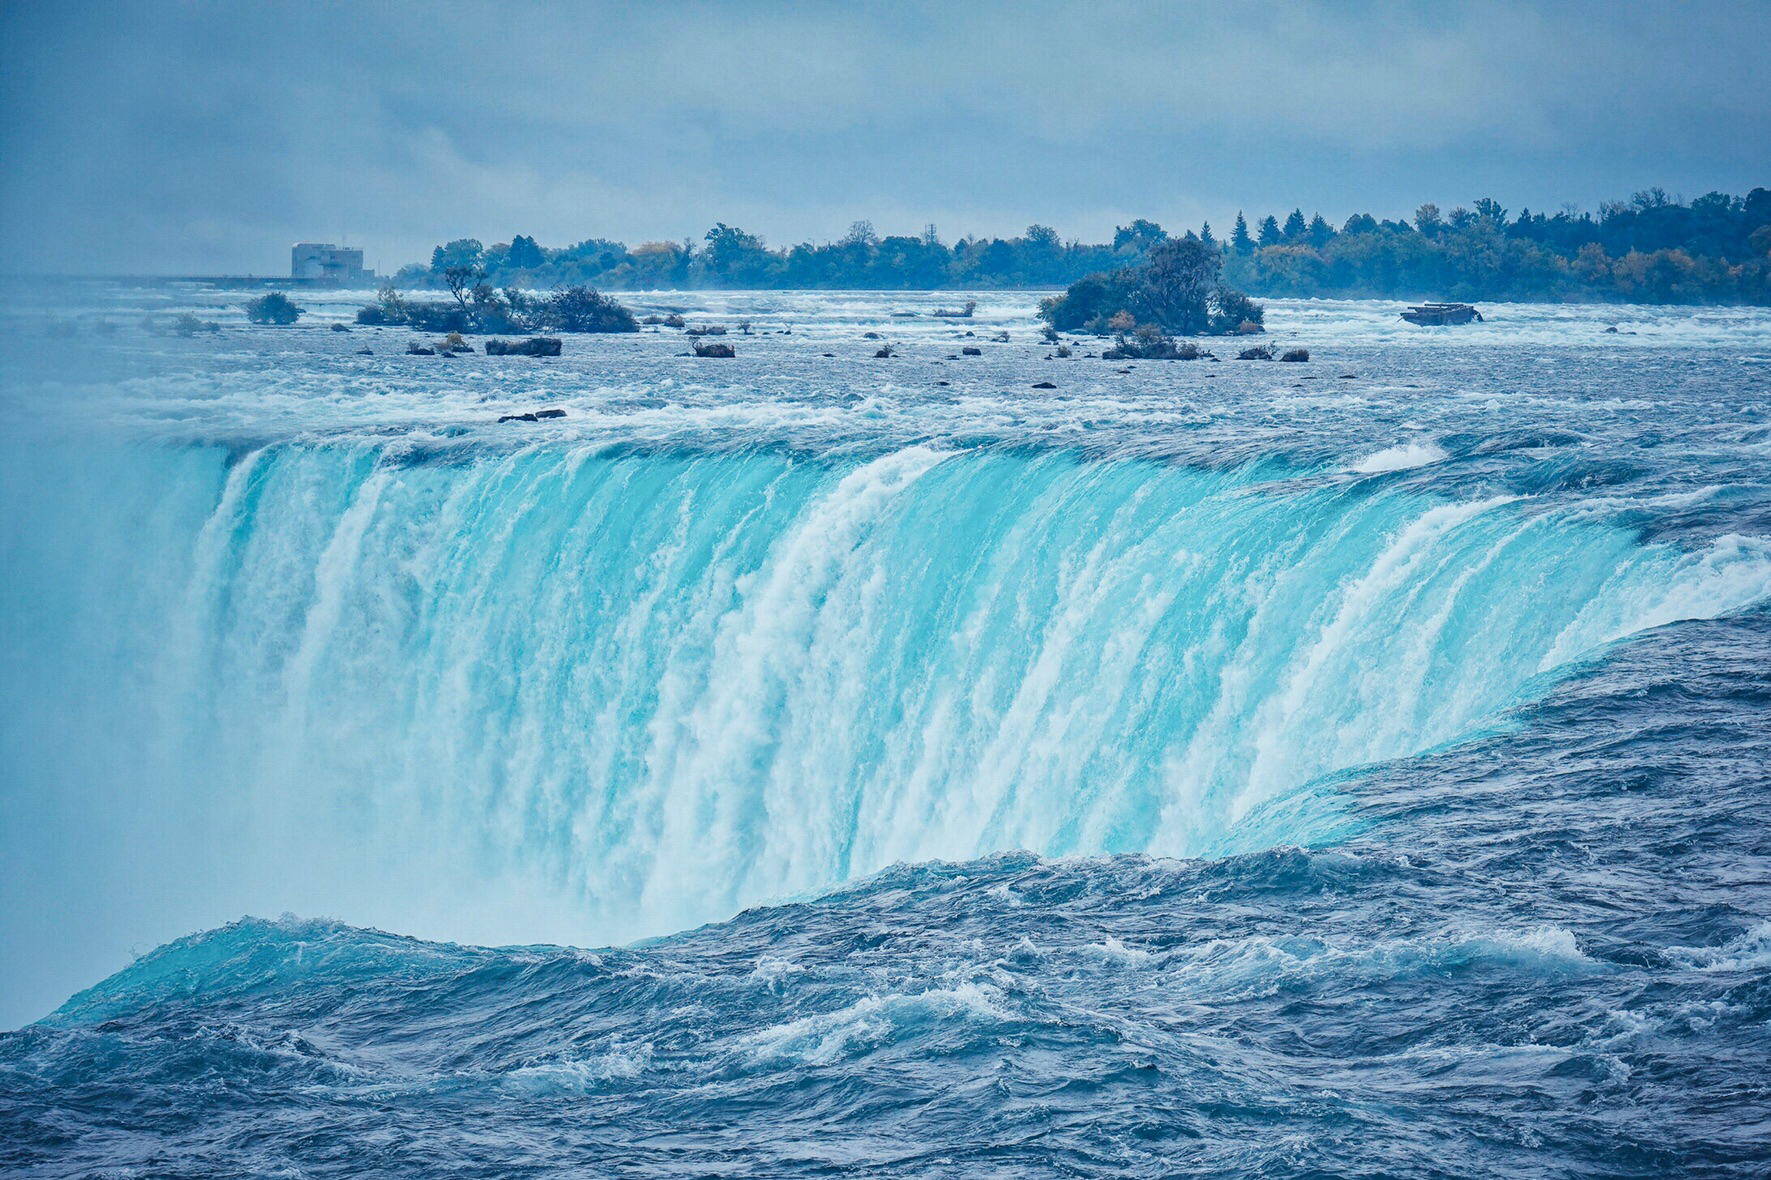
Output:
[
  {"xmin": 841, "ymin": 220, "xmax": 878, "ymax": 247},
  {"xmin": 1112, "ymin": 218, "xmax": 1167, "ymax": 252},
  {"xmin": 1415, "ymin": 203, "xmax": 1443, "ymax": 237},
  {"xmin": 443, "ymin": 265, "xmax": 486, "ymax": 315},
  {"xmin": 1231, "ymin": 212, "xmax": 1254, "ymax": 255},
  {"xmin": 1282, "ymin": 209, "xmax": 1308, "ymax": 241},
  {"xmin": 1473, "ymin": 198, "xmax": 1508, "ymax": 225},
  {"xmin": 542, "ymin": 285, "xmax": 639, "ymax": 332},
  {"xmin": 1200, "ymin": 222, "xmax": 1216, "ymax": 247},
  {"xmin": 1257, "ymin": 216, "xmax": 1283, "ymax": 247},
  {"xmin": 431, "ymin": 238, "xmax": 484, "ymax": 274},
  {"xmin": 702, "ymin": 223, "xmax": 769, "ymax": 280},
  {"xmin": 1307, "ymin": 214, "xmax": 1335, "ymax": 248},
  {"xmin": 507, "ymin": 234, "xmax": 545, "ymax": 270},
  {"xmin": 1134, "ymin": 237, "xmax": 1221, "ymax": 334},
  {"xmin": 244, "ymin": 292, "xmax": 303, "ymax": 325}
]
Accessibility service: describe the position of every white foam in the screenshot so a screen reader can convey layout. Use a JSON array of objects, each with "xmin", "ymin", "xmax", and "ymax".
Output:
[{"xmin": 1350, "ymin": 442, "xmax": 1449, "ymax": 474}]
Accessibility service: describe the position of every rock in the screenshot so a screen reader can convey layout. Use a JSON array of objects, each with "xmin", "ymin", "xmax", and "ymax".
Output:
[
  {"xmin": 406, "ymin": 345, "xmax": 435, "ymax": 355},
  {"xmin": 498, "ymin": 412, "xmax": 538, "ymax": 423},
  {"xmin": 1031, "ymin": 381, "xmax": 1056, "ymax": 389},
  {"xmin": 534, "ymin": 408, "xmax": 566, "ymax": 419},
  {"xmin": 874, "ymin": 345, "xmax": 894, "ymax": 358},
  {"xmin": 1605, "ymin": 325, "xmax": 1619, "ymax": 333},
  {"xmin": 1280, "ymin": 348, "xmax": 1310, "ymax": 362},
  {"xmin": 961, "ymin": 346, "xmax": 982, "ymax": 356},
  {"xmin": 863, "ymin": 331, "xmax": 881, "ymax": 340},
  {"xmin": 693, "ymin": 341, "xmax": 736, "ymax": 358},
  {"xmin": 356, "ymin": 347, "xmax": 374, "ymax": 355},
  {"xmin": 1236, "ymin": 345, "xmax": 1274, "ymax": 360},
  {"xmin": 486, "ymin": 337, "xmax": 563, "ymax": 356},
  {"xmin": 330, "ymin": 323, "xmax": 350, "ymax": 332}
]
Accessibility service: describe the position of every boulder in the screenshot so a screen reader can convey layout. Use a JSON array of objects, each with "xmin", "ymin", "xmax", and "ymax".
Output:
[
  {"xmin": 534, "ymin": 408, "xmax": 566, "ymax": 419},
  {"xmin": 406, "ymin": 344, "xmax": 435, "ymax": 355},
  {"xmin": 1280, "ymin": 348, "xmax": 1310, "ymax": 362},
  {"xmin": 486, "ymin": 337, "xmax": 563, "ymax": 357},
  {"xmin": 1236, "ymin": 345, "xmax": 1274, "ymax": 360},
  {"xmin": 961, "ymin": 346, "xmax": 982, "ymax": 356},
  {"xmin": 498, "ymin": 412, "xmax": 538, "ymax": 423},
  {"xmin": 693, "ymin": 341, "xmax": 736, "ymax": 358},
  {"xmin": 1031, "ymin": 381, "xmax": 1057, "ymax": 389}
]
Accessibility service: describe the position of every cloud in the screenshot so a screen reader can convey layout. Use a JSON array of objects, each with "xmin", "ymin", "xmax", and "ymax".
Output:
[{"xmin": 1, "ymin": 0, "xmax": 1765, "ymax": 273}]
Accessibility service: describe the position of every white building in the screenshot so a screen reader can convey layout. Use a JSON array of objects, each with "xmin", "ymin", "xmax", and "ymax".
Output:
[{"xmin": 290, "ymin": 243, "xmax": 374, "ymax": 283}]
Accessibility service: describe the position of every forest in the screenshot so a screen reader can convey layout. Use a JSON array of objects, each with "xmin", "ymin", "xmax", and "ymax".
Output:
[{"xmin": 390, "ymin": 188, "xmax": 1771, "ymax": 304}]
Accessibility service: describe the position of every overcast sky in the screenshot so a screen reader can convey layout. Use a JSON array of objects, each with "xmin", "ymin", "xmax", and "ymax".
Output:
[{"xmin": 1, "ymin": 0, "xmax": 1767, "ymax": 275}]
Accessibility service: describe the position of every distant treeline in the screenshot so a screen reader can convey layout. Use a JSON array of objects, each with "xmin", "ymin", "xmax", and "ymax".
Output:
[{"xmin": 393, "ymin": 188, "xmax": 1771, "ymax": 304}]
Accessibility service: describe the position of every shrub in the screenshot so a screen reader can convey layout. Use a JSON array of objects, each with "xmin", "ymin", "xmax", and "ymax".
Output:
[
  {"xmin": 540, "ymin": 285, "xmax": 638, "ymax": 333},
  {"xmin": 1101, "ymin": 325, "xmax": 1210, "ymax": 360},
  {"xmin": 1209, "ymin": 288, "xmax": 1265, "ymax": 334},
  {"xmin": 244, "ymin": 292, "xmax": 304, "ymax": 325}
]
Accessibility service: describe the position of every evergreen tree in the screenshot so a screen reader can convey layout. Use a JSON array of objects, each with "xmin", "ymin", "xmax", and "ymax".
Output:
[
  {"xmin": 1231, "ymin": 212, "xmax": 1254, "ymax": 255},
  {"xmin": 1307, "ymin": 214, "xmax": 1335, "ymax": 248},
  {"xmin": 1200, "ymin": 222, "xmax": 1215, "ymax": 247},
  {"xmin": 1282, "ymin": 209, "xmax": 1308, "ymax": 241},
  {"xmin": 508, "ymin": 234, "xmax": 545, "ymax": 270},
  {"xmin": 1258, "ymin": 216, "xmax": 1283, "ymax": 247}
]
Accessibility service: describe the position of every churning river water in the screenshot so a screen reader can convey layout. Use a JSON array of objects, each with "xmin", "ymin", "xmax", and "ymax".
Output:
[{"xmin": 2, "ymin": 286, "xmax": 1770, "ymax": 1176}]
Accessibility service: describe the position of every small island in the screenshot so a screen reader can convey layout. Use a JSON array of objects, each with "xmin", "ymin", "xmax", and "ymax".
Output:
[{"xmin": 1036, "ymin": 236, "xmax": 1264, "ymax": 358}]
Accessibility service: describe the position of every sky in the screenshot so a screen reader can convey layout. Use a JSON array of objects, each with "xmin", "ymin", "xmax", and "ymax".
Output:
[{"xmin": 1, "ymin": 0, "xmax": 1767, "ymax": 276}]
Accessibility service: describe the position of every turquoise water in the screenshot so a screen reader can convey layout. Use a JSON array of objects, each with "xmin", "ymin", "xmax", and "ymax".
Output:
[{"xmin": 2, "ymin": 290, "xmax": 1770, "ymax": 1175}]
